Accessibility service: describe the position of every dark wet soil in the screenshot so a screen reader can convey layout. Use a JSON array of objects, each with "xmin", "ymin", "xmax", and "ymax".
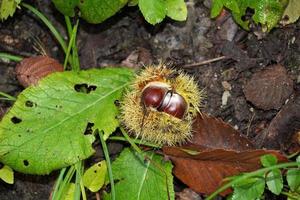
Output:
[{"xmin": 0, "ymin": 0, "xmax": 299, "ymax": 199}]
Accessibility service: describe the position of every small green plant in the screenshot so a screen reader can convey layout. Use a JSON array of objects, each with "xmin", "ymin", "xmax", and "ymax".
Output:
[
  {"xmin": 211, "ymin": 0, "xmax": 300, "ymax": 32},
  {"xmin": 0, "ymin": 0, "xmax": 187, "ymax": 25},
  {"xmin": 207, "ymin": 154, "xmax": 300, "ymax": 200}
]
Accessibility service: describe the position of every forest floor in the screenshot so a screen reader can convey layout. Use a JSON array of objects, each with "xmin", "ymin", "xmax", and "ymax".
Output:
[{"xmin": 0, "ymin": 0, "xmax": 299, "ymax": 199}]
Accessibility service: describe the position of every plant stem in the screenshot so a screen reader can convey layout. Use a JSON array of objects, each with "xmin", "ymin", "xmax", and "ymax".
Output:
[
  {"xmin": 206, "ymin": 162, "xmax": 300, "ymax": 200},
  {"xmin": 109, "ymin": 136, "xmax": 160, "ymax": 148},
  {"xmin": 120, "ymin": 127, "xmax": 143, "ymax": 154},
  {"xmin": 0, "ymin": 53, "xmax": 23, "ymax": 62},
  {"xmin": 74, "ymin": 161, "xmax": 85, "ymax": 200},
  {"xmin": 0, "ymin": 92, "xmax": 16, "ymax": 101},
  {"xmin": 99, "ymin": 131, "xmax": 115, "ymax": 200},
  {"xmin": 52, "ymin": 166, "xmax": 76, "ymax": 200},
  {"xmin": 21, "ymin": 3, "xmax": 67, "ymax": 54},
  {"xmin": 51, "ymin": 168, "xmax": 66, "ymax": 199},
  {"xmin": 281, "ymin": 191, "xmax": 300, "ymax": 200},
  {"xmin": 63, "ymin": 20, "xmax": 79, "ymax": 70}
]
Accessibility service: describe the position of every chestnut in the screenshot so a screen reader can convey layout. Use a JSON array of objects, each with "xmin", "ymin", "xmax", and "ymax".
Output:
[
  {"xmin": 158, "ymin": 92, "xmax": 188, "ymax": 119},
  {"xmin": 141, "ymin": 85, "xmax": 188, "ymax": 119},
  {"xmin": 141, "ymin": 86, "xmax": 168, "ymax": 108}
]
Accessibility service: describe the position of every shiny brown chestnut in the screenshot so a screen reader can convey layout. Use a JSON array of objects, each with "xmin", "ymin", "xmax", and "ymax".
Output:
[{"xmin": 141, "ymin": 85, "xmax": 188, "ymax": 119}]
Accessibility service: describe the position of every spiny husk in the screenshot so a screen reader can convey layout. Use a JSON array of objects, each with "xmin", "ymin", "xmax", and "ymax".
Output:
[{"xmin": 120, "ymin": 65, "xmax": 203, "ymax": 146}]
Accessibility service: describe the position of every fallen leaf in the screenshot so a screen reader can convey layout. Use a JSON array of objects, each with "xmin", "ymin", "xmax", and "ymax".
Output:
[
  {"xmin": 163, "ymin": 114, "xmax": 288, "ymax": 195},
  {"xmin": 281, "ymin": 0, "xmax": 300, "ymax": 25},
  {"xmin": 258, "ymin": 93, "xmax": 300, "ymax": 151},
  {"xmin": 243, "ymin": 64, "xmax": 293, "ymax": 110},
  {"xmin": 190, "ymin": 113, "xmax": 254, "ymax": 151},
  {"xmin": 15, "ymin": 56, "xmax": 64, "ymax": 87}
]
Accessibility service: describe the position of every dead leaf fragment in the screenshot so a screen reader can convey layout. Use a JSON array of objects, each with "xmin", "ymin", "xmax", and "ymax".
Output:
[
  {"xmin": 15, "ymin": 56, "xmax": 63, "ymax": 88},
  {"xmin": 243, "ymin": 64, "xmax": 293, "ymax": 110},
  {"xmin": 163, "ymin": 114, "xmax": 288, "ymax": 196}
]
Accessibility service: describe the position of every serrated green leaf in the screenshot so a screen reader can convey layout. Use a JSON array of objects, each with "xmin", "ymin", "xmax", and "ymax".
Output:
[
  {"xmin": 83, "ymin": 161, "xmax": 107, "ymax": 192},
  {"xmin": 287, "ymin": 169, "xmax": 300, "ymax": 192},
  {"xmin": 232, "ymin": 175, "xmax": 265, "ymax": 200},
  {"xmin": 0, "ymin": 68, "xmax": 134, "ymax": 175},
  {"xmin": 51, "ymin": 0, "xmax": 128, "ymax": 24},
  {"xmin": 104, "ymin": 148, "xmax": 174, "ymax": 200},
  {"xmin": 266, "ymin": 169, "xmax": 283, "ymax": 195},
  {"xmin": 0, "ymin": 0, "xmax": 21, "ymax": 20},
  {"xmin": 261, "ymin": 154, "xmax": 278, "ymax": 167},
  {"xmin": 138, "ymin": 0, "xmax": 166, "ymax": 25},
  {"xmin": 282, "ymin": 0, "xmax": 300, "ymax": 25},
  {"xmin": 165, "ymin": 0, "xmax": 187, "ymax": 21},
  {"xmin": 0, "ymin": 165, "xmax": 14, "ymax": 184}
]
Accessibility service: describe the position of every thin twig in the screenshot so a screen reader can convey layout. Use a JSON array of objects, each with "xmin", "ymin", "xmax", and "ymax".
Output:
[{"xmin": 183, "ymin": 56, "xmax": 227, "ymax": 68}]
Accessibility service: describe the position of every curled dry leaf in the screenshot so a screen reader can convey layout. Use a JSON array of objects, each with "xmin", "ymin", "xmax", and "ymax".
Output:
[
  {"xmin": 15, "ymin": 56, "xmax": 63, "ymax": 88},
  {"xmin": 163, "ymin": 114, "xmax": 288, "ymax": 196},
  {"xmin": 259, "ymin": 93, "xmax": 300, "ymax": 151},
  {"xmin": 243, "ymin": 64, "xmax": 293, "ymax": 110}
]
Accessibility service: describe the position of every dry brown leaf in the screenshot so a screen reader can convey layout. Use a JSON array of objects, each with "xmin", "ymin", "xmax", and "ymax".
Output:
[
  {"xmin": 243, "ymin": 64, "xmax": 293, "ymax": 110},
  {"xmin": 15, "ymin": 56, "xmax": 63, "ymax": 87},
  {"xmin": 259, "ymin": 93, "xmax": 300, "ymax": 151},
  {"xmin": 164, "ymin": 146, "xmax": 287, "ymax": 195},
  {"xmin": 163, "ymin": 114, "xmax": 288, "ymax": 196},
  {"xmin": 191, "ymin": 113, "xmax": 254, "ymax": 150}
]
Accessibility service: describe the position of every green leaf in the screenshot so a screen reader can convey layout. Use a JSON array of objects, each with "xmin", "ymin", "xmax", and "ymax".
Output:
[
  {"xmin": 282, "ymin": 0, "xmax": 300, "ymax": 25},
  {"xmin": 211, "ymin": 0, "xmax": 224, "ymax": 18},
  {"xmin": 0, "ymin": 165, "xmax": 14, "ymax": 184},
  {"xmin": 0, "ymin": 68, "xmax": 134, "ymax": 175},
  {"xmin": 52, "ymin": 0, "xmax": 128, "ymax": 24},
  {"xmin": 128, "ymin": 0, "xmax": 138, "ymax": 6},
  {"xmin": 83, "ymin": 161, "xmax": 107, "ymax": 192},
  {"xmin": 62, "ymin": 183, "xmax": 75, "ymax": 200},
  {"xmin": 261, "ymin": 154, "xmax": 278, "ymax": 167},
  {"xmin": 266, "ymin": 169, "xmax": 283, "ymax": 195},
  {"xmin": 0, "ymin": 0, "xmax": 21, "ymax": 20},
  {"xmin": 52, "ymin": 0, "xmax": 79, "ymax": 17},
  {"xmin": 165, "ymin": 0, "xmax": 187, "ymax": 21},
  {"xmin": 104, "ymin": 148, "xmax": 174, "ymax": 200},
  {"xmin": 78, "ymin": 0, "xmax": 128, "ymax": 24},
  {"xmin": 138, "ymin": 0, "xmax": 166, "ymax": 25},
  {"xmin": 251, "ymin": 0, "xmax": 288, "ymax": 32},
  {"xmin": 232, "ymin": 175, "xmax": 265, "ymax": 200},
  {"xmin": 287, "ymin": 169, "xmax": 300, "ymax": 192},
  {"xmin": 210, "ymin": 0, "xmax": 288, "ymax": 32}
]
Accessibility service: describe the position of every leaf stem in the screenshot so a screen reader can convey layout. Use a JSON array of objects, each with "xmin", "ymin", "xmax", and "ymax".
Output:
[
  {"xmin": 0, "ymin": 52, "xmax": 23, "ymax": 62},
  {"xmin": 206, "ymin": 162, "xmax": 300, "ymax": 200},
  {"xmin": 99, "ymin": 131, "xmax": 115, "ymax": 200},
  {"xmin": 0, "ymin": 92, "xmax": 16, "ymax": 101},
  {"xmin": 109, "ymin": 136, "xmax": 161, "ymax": 148}
]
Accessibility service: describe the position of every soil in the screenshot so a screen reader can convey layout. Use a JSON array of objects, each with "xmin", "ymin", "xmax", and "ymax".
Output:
[{"xmin": 0, "ymin": 0, "xmax": 299, "ymax": 199}]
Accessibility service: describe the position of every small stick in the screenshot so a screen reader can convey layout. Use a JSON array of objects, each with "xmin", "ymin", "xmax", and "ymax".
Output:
[{"xmin": 183, "ymin": 56, "xmax": 227, "ymax": 68}]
